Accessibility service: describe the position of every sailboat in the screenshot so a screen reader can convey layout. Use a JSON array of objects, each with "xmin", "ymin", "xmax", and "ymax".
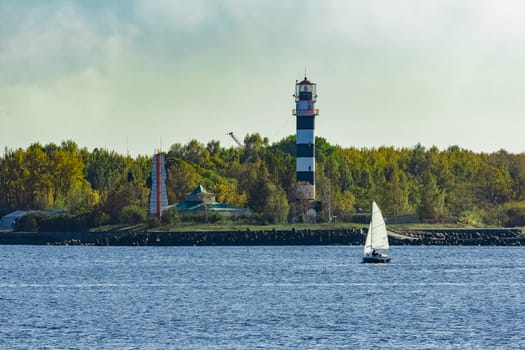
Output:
[{"xmin": 363, "ymin": 201, "xmax": 391, "ymax": 263}]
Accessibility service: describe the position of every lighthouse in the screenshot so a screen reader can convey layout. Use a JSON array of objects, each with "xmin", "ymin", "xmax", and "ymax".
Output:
[
  {"xmin": 293, "ymin": 76, "xmax": 318, "ymax": 200},
  {"xmin": 149, "ymin": 151, "xmax": 168, "ymax": 218}
]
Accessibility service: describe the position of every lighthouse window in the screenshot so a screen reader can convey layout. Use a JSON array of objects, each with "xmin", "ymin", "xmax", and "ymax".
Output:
[{"xmin": 299, "ymin": 91, "xmax": 312, "ymax": 100}]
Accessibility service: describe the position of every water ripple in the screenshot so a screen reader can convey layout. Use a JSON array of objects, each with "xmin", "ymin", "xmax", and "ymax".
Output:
[{"xmin": 0, "ymin": 245, "xmax": 524, "ymax": 349}]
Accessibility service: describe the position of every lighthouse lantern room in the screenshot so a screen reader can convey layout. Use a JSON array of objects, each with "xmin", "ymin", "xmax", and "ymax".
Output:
[{"xmin": 293, "ymin": 77, "xmax": 318, "ymax": 200}]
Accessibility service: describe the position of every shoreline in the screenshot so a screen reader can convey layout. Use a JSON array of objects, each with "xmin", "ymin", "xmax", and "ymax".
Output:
[{"xmin": 0, "ymin": 228, "xmax": 524, "ymax": 246}]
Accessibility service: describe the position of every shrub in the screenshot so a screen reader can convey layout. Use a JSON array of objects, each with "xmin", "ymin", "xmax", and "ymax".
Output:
[
  {"xmin": 457, "ymin": 211, "xmax": 484, "ymax": 227},
  {"xmin": 120, "ymin": 205, "xmax": 147, "ymax": 225},
  {"xmin": 147, "ymin": 215, "xmax": 161, "ymax": 228},
  {"xmin": 38, "ymin": 214, "xmax": 90, "ymax": 232},
  {"xmin": 15, "ymin": 213, "xmax": 95, "ymax": 232},
  {"xmin": 14, "ymin": 213, "xmax": 44, "ymax": 232},
  {"xmin": 501, "ymin": 202, "xmax": 525, "ymax": 227}
]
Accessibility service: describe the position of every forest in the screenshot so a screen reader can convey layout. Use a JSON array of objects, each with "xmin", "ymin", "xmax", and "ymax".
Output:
[{"xmin": 2, "ymin": 134, "xmax": 525, "ymax": 230}]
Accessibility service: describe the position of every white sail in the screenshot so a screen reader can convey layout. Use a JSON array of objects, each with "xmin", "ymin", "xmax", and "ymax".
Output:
[
  {"xmin": 363, "ymin": 220, "xmax": 373, "ymax": 254},
  {"xmin": 363, "ymin": 201, "xmax": 389, "ymax": 255}
]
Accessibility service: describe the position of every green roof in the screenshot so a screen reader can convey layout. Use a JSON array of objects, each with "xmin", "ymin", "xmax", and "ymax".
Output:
[
  {"xmin": 174, "ymin": 202, "xmax": 250, "ymax": 214},
  {"xmin": 190, "ymin": 184, "xmax": 208, "ymax": 195}
]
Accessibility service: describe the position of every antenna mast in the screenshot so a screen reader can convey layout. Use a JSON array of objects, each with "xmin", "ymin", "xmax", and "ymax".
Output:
[{"xmin": 227, "ymin": 132, "xmax": 243, "ymax": 147}]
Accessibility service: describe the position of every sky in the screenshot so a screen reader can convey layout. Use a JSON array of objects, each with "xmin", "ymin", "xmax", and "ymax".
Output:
[{"xmin": 1, "ymin": 0, "xmax": 525, "ymax": 156}]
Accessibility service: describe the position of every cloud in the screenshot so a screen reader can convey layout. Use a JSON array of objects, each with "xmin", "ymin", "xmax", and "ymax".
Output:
[
  {"xmin": 0, "ymin": 2, "xmax": 137, "ymax": 84},
  {"xmin": 2, "ymin": 1, "xmax": 525, "ymax": 154},
  {"xmin": 134, "ymin": 0, "xmax": 215, "ymax": 32}
]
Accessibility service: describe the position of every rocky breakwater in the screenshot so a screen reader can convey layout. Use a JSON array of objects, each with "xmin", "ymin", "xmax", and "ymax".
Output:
[
  {"xmin": 1, "ymin": 227, "xmax": 524, "ymax": 246},
  {"xmin": 107, "ymin": 228, "xmax": 366, "ymax": 246},
  {"xmin": 390, "ymin": 228, "xmax": 525, "ymax": 246},
  {"xmin": 2, "ymin": 228, "xmax": 366, "ymax": 246}
]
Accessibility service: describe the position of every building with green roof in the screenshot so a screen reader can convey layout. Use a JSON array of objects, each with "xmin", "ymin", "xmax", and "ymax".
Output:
[{"xmin": 173, "ymin": 184, "xmax": 250, "ymax": 216}]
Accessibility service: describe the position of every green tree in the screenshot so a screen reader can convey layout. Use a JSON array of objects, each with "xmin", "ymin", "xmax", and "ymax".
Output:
[
  {"xmin": 49, "ymin": 146, "xmax": 86, "ymax": 207},
  {"xmin": 477, "ymin": 163, "xmax": 512, "ymax": 205},
  {"xmin": 120, "ymin": 205, "xmax": 147, "ymax": 225},
  {"xmin": 64, "ymin": 181, "xmax": 100, "ymax": 213},
  {"xmin": 231, "ymin": 160, "xmax": 273, "ymax": 213},
  {"xmin": 419, "ymin": 171, "xmax": 447, "ymax": 222},
  {"xmin": 381, "ymin": 169, "xmax": 412, "ymax": 216},
  {"xmin": 263, "ymin": 184, "xmax": 289, "ymax": 224},
  {"xmin": 211, "ymin": 178, "xmax": 247, "ymax": 207},
  {"xmin": 85, "ymin": 148, "xmax": 127, "ymax": 191},
  {"xmin": 0, "ymin": 149, "xmax": 27, "ymax": 211},
  {"xmin": 101, "ymin": 182, "xmax": 149, "ymax": 223},
  {"xmin": 241, "ymin": 133, "xmax": 269, "ymax": 163},
  {"xmin": 165, "ymin": 160, "xmax": 203, "ymax": 204},
  {"xmin": 23, "ymin": 143, "xmax": 52, "ymax": 209}
]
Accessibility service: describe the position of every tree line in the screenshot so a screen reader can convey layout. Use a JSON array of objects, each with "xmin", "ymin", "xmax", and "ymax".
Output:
[{"xmin": 2, "ymin": 136, "xmax": 525, "ymax": 229}]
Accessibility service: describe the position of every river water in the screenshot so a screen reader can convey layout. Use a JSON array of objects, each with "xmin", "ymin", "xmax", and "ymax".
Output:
[{"xmin": 0, "ymin": 245, "xmax": 523, "ymax": 349}]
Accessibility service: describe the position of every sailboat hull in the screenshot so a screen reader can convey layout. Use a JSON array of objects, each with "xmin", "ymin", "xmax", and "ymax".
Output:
[{"xmin": 362, "ymin": 256, "xmax": 391, "ymax": 264}]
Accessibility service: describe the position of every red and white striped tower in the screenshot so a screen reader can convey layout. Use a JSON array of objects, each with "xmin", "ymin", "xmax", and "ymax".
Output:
[{"xmin": 149, "ymin": 151, "xmax": 168, "ymax": 218}]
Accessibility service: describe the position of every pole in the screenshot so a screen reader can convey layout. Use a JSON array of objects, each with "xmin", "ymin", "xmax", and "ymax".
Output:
[{"xmin": 156, "ymin": 153, "xmax": 161, "ymax": 219}]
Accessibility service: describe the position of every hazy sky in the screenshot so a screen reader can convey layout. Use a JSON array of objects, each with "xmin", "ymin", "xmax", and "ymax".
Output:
[{"xmin": 1, "ymin": 0, "xmax": 525, "ymax": 156}]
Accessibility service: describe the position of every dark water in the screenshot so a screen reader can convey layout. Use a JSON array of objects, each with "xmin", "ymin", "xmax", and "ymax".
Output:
[{"xmin": 0, "ymin": 245, "xmax": 524, "ymax": 349}]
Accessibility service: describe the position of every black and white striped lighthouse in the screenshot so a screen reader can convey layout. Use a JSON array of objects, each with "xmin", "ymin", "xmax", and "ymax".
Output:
[{"xmin": 293, "ymin": 76, "xmax": 318, "ymax": 200}]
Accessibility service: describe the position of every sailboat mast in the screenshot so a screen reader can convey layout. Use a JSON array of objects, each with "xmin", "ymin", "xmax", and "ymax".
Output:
[{"xmin": 370, "ymin": 203, "xmax": 374, "ymax": 250}]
